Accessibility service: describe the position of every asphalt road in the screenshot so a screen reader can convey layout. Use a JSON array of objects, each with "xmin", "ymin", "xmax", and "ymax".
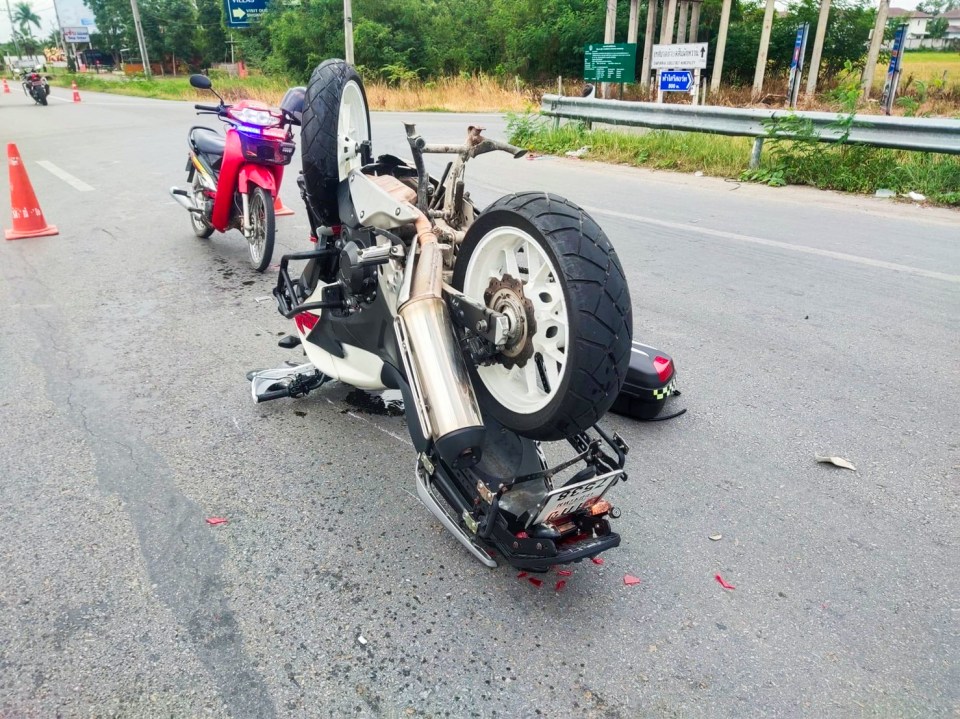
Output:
[{"xmin": 1, "ymin": 86, "xmax": 958, "ymax": 718}]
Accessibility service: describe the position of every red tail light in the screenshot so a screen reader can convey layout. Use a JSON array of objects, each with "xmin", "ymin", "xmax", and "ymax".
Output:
[{"xmin": 653, "ymin": 356, "xmax": 673, "ymax": 383}]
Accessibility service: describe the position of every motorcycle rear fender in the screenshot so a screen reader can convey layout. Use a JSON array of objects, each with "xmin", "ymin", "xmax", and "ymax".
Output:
[{"xmin": 238, "ymin": 164, "xmax": 281, "ymax": 196}]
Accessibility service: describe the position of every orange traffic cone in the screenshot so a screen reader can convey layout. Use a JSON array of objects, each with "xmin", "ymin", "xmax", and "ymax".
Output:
[
  {"xmin": 71, "ymin": 80, "xmax": 81, "ymax": 103},
  {"xmin": 274, "ymin": 194, "xmax": 295, "ymax": 216},
  {"xmin": 5, "ymin": 144, "xmax": 58, "ymax": 240},
  {"xmin": 2, "ymin": 79, "xmax": 9, "ymax": 94}
]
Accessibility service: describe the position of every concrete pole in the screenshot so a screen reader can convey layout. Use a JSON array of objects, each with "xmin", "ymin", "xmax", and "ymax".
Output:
[
  {"xmin": 343, "ymin": 0, "xmax": 355, "ymax": 65},
  {"xmin": 689, "ymin": 0, "xmax": 701, "ymax": 42},
  {"xmin": 628, "ymin": 0, "xmax": 640, "ymax": 42},
  {"xmin": 805, "ymin": 0, "xmax": 832, "ymax": 95},
  {"xmin": 861, "ymin": 0, "xmax": 888, "ymax": 100},
  {"xmin": 677, "ymin": 1, "xmax": 689, "ymax": 44},
  {"xmin": 602, "ymin": 0, "xmax": 617, "ymax": 98},
  {"xmin": 129, "ymin": 0, "xmax": 151, "ymax": 78},
  {"xmin": 710, "ymin": 0, "xmax": 732, "ymax": 92},
  {"xmin": 752, "ymin": 0, "xmax": 776, "ymax": 98},
  {"xmin": 660, "ymin": 0, "xmax": 677, "ymax": 44},
  {"xmin": 641, "ymin": 0, "xmax": 658, "ymax": 89},
  {"xmin": 6, "ymin": 0, "xmax": 23, "ymax": 57}
]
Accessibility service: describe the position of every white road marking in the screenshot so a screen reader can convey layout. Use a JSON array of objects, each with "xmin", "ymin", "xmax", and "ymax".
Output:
[
  {"xmin": 584, "ymin": 205, "xmax": 960, "ymax": 284},
  {"xmin": 35, "ymin": 161, "xmax": 94, "ymax": 192}
]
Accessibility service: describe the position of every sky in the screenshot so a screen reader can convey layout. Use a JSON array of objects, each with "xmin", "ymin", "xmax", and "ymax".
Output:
[{"xmin": 0, "ymin": 0, "xmax": 926, "ymax": 47}]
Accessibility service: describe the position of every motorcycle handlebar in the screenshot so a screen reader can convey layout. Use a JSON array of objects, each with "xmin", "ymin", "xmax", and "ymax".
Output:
[{"xmin": 194, "ymin": 103, "xmax": 221, "ymax": 112}]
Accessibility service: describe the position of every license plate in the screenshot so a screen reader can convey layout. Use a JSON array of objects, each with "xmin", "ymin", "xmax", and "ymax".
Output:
[{"xmin": 527, "ymin": 470, "xmax": 622, "ymax": 527}]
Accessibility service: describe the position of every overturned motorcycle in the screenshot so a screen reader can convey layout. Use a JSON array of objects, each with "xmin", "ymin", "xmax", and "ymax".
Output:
[{"xmin": 250, "ymin": 60, "xmax": 636, "ymax": 571}]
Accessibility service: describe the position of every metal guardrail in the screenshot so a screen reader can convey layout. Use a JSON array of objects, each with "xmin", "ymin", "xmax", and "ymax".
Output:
[{"xmin": 540, "ymin": 94, "xmax": 960, "ymax": 167}]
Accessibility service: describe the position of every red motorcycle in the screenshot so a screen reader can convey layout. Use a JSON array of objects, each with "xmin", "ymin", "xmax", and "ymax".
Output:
[{"xmin": 170, "ymin": 74, "xmax": 305, "ymax": 271}]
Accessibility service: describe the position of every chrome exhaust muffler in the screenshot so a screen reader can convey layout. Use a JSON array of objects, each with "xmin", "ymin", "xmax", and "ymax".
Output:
[
  {"xmin": 384, "ymin": 178, "xmax": 484, "ymax": 468},
  {"xmin": 169, "ymin": 187, "xmax": 201, "ymax": 213}
]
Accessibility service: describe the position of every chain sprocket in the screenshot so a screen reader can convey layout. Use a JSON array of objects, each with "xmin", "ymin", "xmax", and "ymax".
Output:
[{"xmin": 483, "ymin": 273, "xmax": 537, "ymax": 369}]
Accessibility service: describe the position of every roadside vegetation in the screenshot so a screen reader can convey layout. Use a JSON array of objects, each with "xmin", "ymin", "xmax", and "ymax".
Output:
[{"xmin": 506, "ymin": 113, "xmax": 960, "ymax": 207}]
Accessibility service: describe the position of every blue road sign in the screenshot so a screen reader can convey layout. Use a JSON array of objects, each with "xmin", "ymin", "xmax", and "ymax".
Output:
[
  {"xmin": 224, "ymin": 0, "xmax": 268, "ymax": 28},
  {"xmin": 659, "ymin": 70, "xmax": 693, "ymax": 92}
]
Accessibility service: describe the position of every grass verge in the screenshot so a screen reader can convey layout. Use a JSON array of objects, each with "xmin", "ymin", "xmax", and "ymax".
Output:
[{"xmin": 507, "ymin": 113, "xmax": 960, "ymax": 207}]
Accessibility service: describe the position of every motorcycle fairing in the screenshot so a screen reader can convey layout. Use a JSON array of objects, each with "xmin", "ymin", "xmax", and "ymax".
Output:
[
  {"xmin": 238, "ymin": 163, "xmax": 282, "ymax": 196},
  {"xmin": 210, "ymin": 130, "xmax": 244, "ymax": 231}
]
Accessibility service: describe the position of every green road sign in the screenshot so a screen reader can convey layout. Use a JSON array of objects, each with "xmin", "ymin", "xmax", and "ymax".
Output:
[{"xmin": 584, "ymin": 43, "xmax": 637, "ymax": 83}]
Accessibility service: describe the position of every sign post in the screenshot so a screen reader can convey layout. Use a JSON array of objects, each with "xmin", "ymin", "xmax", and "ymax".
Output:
[
  {"xmin": 651, "ymin": 42, "xmax": 708, "ymax": 104},
  {"xmin": 786, "ymin": 23, "xmax": 809, "ymax": 109},
  {"xmin": 881, "ymin": 23, "xmax": 907, "ymax": 115}
]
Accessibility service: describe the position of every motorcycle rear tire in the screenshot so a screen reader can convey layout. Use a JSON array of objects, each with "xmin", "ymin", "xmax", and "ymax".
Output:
[
  {"xmin": 300, "ymin": 59, "xmax": 371, "ymax": 227},
  {"xmin": 190, "ymin": 178, "xmax": 214, "ymax": 239},
  {"xmin": 38, "ymin": 93, "xmax": 47, "ymax": 106},
  {"xmin": 452, "ymin": 192, "xmax": 632, "ymax": 441}
]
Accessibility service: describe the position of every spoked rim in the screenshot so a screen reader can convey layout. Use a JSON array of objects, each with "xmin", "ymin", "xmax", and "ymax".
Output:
[
  {"xmin": 248, "ymin": 190, "xmax": 267, "ymax": 266},
  {"xmin": 336, "ymin": 80, "xmax": 369, "ymax": 181},
  {"xmin": 189, "ymin": 178, "xmax": 209, "ymax": 235},
  {"xmin": 463, "ymin": 226, "xmax": 569, "ymax": 414}
]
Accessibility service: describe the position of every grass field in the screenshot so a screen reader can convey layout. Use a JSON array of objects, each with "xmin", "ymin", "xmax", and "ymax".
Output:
[{"xmin": 867, "ymin": 50, "xmax": 960, "ymax": 115}]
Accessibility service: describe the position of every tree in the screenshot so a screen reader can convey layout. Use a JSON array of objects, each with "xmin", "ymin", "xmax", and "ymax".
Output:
[
  {"xmin": 195, "ymin": 0, "xmax": 228, "ymax": 66},
  {"xmin": 13, "ymin": 1, "xmax": 42, "ymax": 54}
]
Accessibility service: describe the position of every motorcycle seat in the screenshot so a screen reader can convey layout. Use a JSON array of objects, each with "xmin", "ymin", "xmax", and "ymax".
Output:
[{"xmin": 190, "ymin": 127, "xmax": 226, "ymax": 157}]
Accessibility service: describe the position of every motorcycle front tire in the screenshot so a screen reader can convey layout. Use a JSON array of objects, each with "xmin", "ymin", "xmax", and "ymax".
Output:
[
  {"xmin": 452, "ymin": 192, "xmax": 633, "ymax": 441},
  {"xmin": 300, "ymin": 59, "xmax": 371, "ymax": 227}
]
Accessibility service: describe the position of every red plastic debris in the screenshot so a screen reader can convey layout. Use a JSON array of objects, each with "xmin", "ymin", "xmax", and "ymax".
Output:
[
  {"xmin": 515, "ymin": 530, "xmax": 529, "ymax": 539},
  {"xmin": 623, "ymin": 574, "xmax": 642, "ymax": 586},
  {"xmin": 205, "ymin": 517, "xmax": 228, "ymax": 526},
  {"xmin": 555, "ymin": 580, "xmax": 567, "ymax": 591},
  {"xmin": 557, "ymin": 569, "xmax": 573, "ymax": 577},
  {"xmin": 528, "ymin": 577, "xmax": 543, "ymax": 588},
  {"xmin": 715, "ymin": 574, "xmax": 736, "ymax": 590},
  {"xmin": 516, "ymin": 571, "xmax": 528, "ymax": 579},
  {"xmin": 591, "ymin": 557, "xmax": 605, "ymax": 565}
]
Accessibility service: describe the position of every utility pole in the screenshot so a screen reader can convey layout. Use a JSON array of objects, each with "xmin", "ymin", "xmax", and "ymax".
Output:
[
  {"xmin": 129, "ymin": 0, "xmax": 151, "ymax": 78},
  {"xmin": 660, "ymin": 0, "xmax": 677, "ymax": 44},
  {"xmin": 752, "ymin": 0, "xmax": 776, "ymax": 98},
  {"xmin": 805, "ymin": 0, "xmax": 832, "ymax": 95},
  {"xmin": 641, "ymin": 0, "xmax": 658, "ymax": 89},
  {"xmin": 5, "ymin": 0, "xmax": 22, "ymax": 57},
  {"xmin": 343, "ymin": 0, "xmax": 354, "ymax": 64},
  {"xmin": 710, "ymin": 0, "xmax": 732, "ymax": 92},
  {"xmin": 601, "ymin": 0, "xmax": 616, "ymax": 98},
  {"xmin": 861, "ymin": 0, "xmax": 889, "ymax": 100},
  {"xmin": 677, "ymin": 1, "xmax": 689, "ymax": 44},
  {"xmin": 689, "ymin": 0, "xmax": 701, "ymax": 42}
]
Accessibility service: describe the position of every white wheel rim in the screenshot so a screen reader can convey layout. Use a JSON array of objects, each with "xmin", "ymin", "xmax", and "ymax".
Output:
[
  {"xmin": 463, "ymin": 226, "xmax": 569, "ymax": 414},
  {"xmin": 337, "ymin": 80, "xmax": 369, "ymax": 181},
  {"xmin": 249, "ymin": 192, "xmax": 265, "ymax": 265}
]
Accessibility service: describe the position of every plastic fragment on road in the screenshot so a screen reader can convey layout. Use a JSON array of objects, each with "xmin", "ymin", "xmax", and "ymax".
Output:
[
  {"xmin": 565, "ymin": 145, "xmax": 591, "ymax": 158},
  {"xmin": 715, "ymin": 574, "xmax": 736, "ymax": 590},
  {"xmin": 357, "ymin": 634, "xmax": 367, "ymax": 646},
  {"xmin": 528, "ymin": 577, "xmax": 543, "ymax": 588},
  {"xmin": 205, "ymin": 517, "xmax": 228, "ymax": 526},
  {"xmin": 555, "ymin": 580, "xmax": 567, "ymax": 591},
  {"xmin": 906, "ymin": 191, "xmax": 926, "ymax": 202},
  {"xmin": 815, "ymin": 455, "xmax": 857, "ymax": 471},
  {"xmin": 591, "ymin": 557, "xmax": 604, "ymax": 565},
  {"xmin": 624, "ymin": 575, "xmax": 642, "ymax": 586},
  {"xmin": 516, "ymin": 571, "xmax": 528, "ymax": 579},
  {"xmin": 557, "ymin": 569, "xmax": 573, "ymax": 577},
  {"xmin": 874, "ymin": 188, "xmax": 896, "ymax": 198},
  {"xmin": 709, "ymin": 533, "xmax": 723, "ymax": 541}
]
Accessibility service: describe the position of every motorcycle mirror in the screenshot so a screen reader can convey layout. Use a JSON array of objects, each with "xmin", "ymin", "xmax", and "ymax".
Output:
[{"xmin": 189, "ymin": 74, "xmax": 212, "ymax": 90}]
